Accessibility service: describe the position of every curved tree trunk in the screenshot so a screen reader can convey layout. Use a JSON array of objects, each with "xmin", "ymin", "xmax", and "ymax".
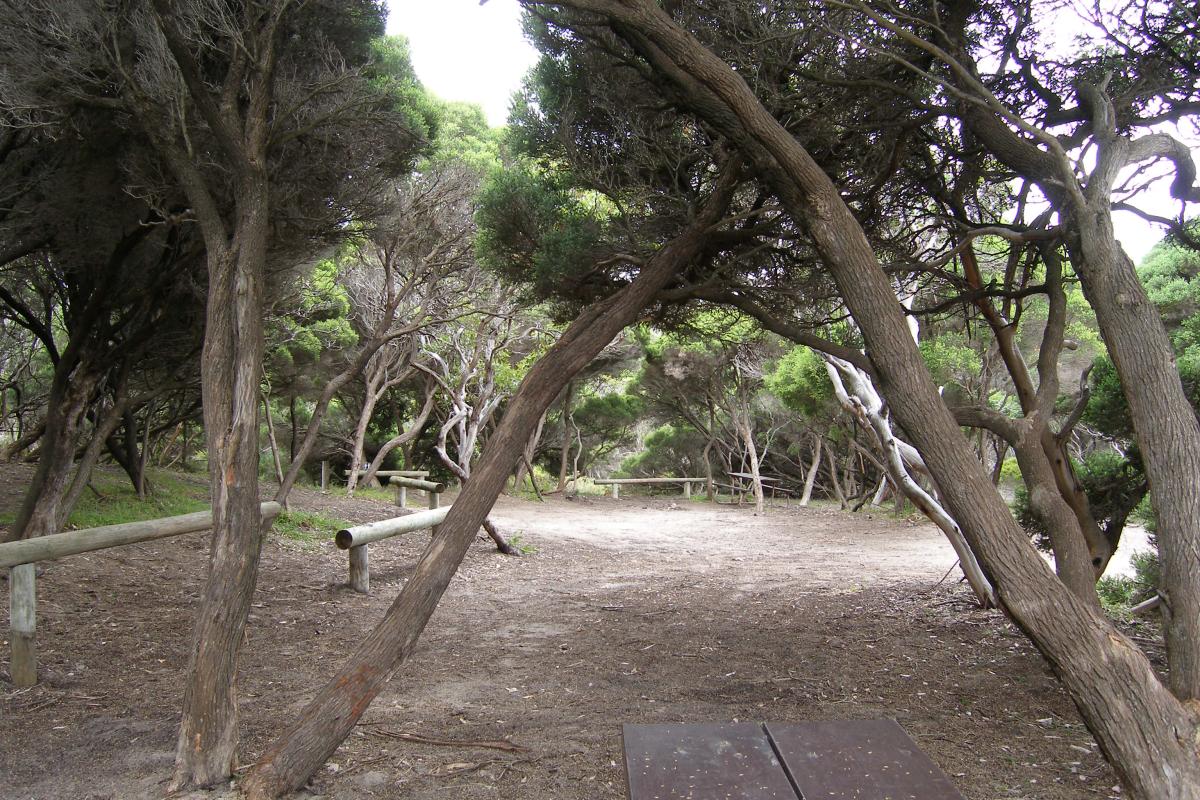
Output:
[{"xmin": 361, "ymin": 381, "xmax": 437, "ymax": 489}]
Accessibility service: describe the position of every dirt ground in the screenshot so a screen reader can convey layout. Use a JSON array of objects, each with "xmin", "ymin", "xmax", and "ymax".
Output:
[{"xmin": 0, "ymin": 468, "xmax": 1142, "ymax": 800}]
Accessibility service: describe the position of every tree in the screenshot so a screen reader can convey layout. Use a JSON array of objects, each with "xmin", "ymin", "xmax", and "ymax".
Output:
[
  {"xmin": 1, "ymin": 0, "xmax": 426, "ymax": 787},
  {"xmin": 509, "ymin": 2, "xmax": 1200, "ymax": 797}
]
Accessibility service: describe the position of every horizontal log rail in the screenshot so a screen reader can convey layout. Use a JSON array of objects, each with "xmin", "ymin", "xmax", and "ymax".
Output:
[
  {"xmin": 0, "ymin": 502, "xmax": 283, "ymax": 569},
  {"xmin": 593, "ymin": 477, "xmax": 708, "ymax": 500},
  {"xmin": 388, "ymin": 476, "xmax": 444, "ymax": 492},
  {"xmin": 388, "ymin": 475, "xmax": 444, "ymax": 509},
  {"xmin": 338, "ymin": 489, "xmax": 445, "ymax": 594},
  {"xmin": 4, "ymin": 502, "xmax": 282, "ymax": 689},
  {"xmin": 335, "ymin": 506, "xmax": 450, "ymax": 550},
  {"xmin": 592, "ymin": 477, "xmax": 706, "ymax": 484}
]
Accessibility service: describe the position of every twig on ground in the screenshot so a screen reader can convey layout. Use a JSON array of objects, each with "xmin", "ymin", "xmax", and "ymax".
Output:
[{"xmin": 369, "ymin": 729, "xmax": 530, "ymax": 753}]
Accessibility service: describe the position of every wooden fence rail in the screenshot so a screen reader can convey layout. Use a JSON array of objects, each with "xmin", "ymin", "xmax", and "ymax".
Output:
[
  {"xmin": 2, "ymin": 502, "xmax": 282, "ymax": 688},
  {"xmin": 337, "ymin": 486, "xmax": 444, "ymax": 594},
  {"xmin": 389, "ymin": 476, "xmax": 444, "ymax": 508},
  {"xmin": 593, "ymin": 477, "xmax": 709, "ymax": 500}
]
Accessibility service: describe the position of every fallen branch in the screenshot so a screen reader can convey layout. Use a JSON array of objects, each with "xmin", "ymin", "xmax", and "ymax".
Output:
[
  {"xmin": 1130, "ymin": 595, "xmax": 1162, "ymax": 615},
  {"xmin": 369, "ymin": 730, "xmax": 529, "ymax": 753}
]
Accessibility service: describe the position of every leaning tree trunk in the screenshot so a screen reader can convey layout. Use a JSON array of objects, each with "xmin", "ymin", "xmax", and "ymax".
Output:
[
  {"xmin": 1066, "ymin": 212, "xmax": 1200, "ymax": 700},
  {"xmin": 735, "ymin": 409, "xmax": 764, "ymax": 513},
  {"xmin": 238, "ymin": 169, "xmax": 736, "ymax": 799},
  {"xmin": 823, "ymin": 356, "xmax": 997, "ymax": 608},
  {"xmin": 361, "ymin": 383, "xmax": 437, "ymax": 490},
  {"xmin": 799, "ymin": 434, "xmax": 821, "ymax": 506},
  {"xmin": 3, "ymin": 367, "xmax": 98, "ymax": 544},
  {"xmin": 559, "ymin": 4, "xmax": 1199, "ymax": 795}
]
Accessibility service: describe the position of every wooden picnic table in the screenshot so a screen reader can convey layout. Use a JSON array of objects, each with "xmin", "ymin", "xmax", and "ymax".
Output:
[{"xmin": 622, "ymin": 719, "xmax": 966, "ymax": 799}]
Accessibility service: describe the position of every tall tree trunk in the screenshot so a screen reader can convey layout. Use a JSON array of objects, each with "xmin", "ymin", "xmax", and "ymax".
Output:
[
  {"xmin": 262, "ymin": 392, "xmax": 284, "ymax": 486},
  {"xmin": 555, "ymin": 382, "xmax": 574, "ymax": 492},
  {"xmin": 4, "ymin": 378, "xmax": 95, "ymax": 544},
  {"xmin": 238, "ymin": 168, "xmax": 736, "ymax": 799},
  {"xmin": 1066, "ymin": 214, "xmax": 1200, "ymax": 700},
  {"xmin": 170, "ymin": 182, "xmax": 269, "ymax": 790},
  {"xmin": 511, "ymin": 409, "xmax": 547, "ymax": 493},
  {"xmin": 735, "ymin": 409, "xmax": 764, "ymax": 513},
  {"xmin": 288, "ymin": 395, "xmax": 298, "ymax": 463}
]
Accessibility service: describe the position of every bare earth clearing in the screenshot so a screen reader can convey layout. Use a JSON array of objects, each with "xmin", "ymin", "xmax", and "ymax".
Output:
[{"xmin": 1, "ymin": 467, "xmax": 1133, "ymax": 800}]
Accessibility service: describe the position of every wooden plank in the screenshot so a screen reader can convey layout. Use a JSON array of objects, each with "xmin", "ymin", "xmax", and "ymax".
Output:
[
  {"xmin": 0, "ymin": 502, "xmax": 283, "ymax": 569},
  {"xmin": 622, "ymin": 723, "xmax": 799, "ymax": 799},
  {"xmin": 765, "ymin": 719, "xmax": 966, "ymax": 800}
]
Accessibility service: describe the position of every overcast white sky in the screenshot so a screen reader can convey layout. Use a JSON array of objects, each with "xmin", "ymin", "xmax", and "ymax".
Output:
[
  {"xmin": 384, "ymin": 2, "xmax": 1193, "ymax": 262},
  {"xmin": 385, "ymin": 1, "xmax": 539, "ymax": 127}
]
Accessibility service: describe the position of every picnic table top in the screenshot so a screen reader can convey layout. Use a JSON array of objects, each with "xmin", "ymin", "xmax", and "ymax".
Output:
[{"xmin": 622, "ymin": 719, "xmax": 965, "ymax": 800}]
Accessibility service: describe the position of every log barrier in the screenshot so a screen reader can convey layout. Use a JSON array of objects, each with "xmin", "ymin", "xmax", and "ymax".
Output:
[
  {"xmin": 389, "ymin": 476, "xmax": 445, "ymax": 508},
  {"xmin": 1, "ymin": 502, "xmax": 282, "ymax": 689},
  {"xmin": 342, "ymin": 468, "xmax": 430, "ymax": 488},
  {"xmin": 336, "ymin": 494, "xmax": 447, "ymax": 594},
  {"xmin": 592, "ymin": 477, "xmax": 709, "ymax": 500}
]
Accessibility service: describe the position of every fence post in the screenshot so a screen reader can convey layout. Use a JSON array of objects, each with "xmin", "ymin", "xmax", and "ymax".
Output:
[
  {"xmin": 428, "ymin": 489, "xmax": 440, "ymax": 535},
  {"xmin": 683, "ymin": 481, "xmax": 692, "ymax": 498},
  {"xmin": 395, "ymin": 485, "xmax": 407, "ymax": 508},
  {"xmin": 9, "ymin": 563, "xmax": 36, "ymax": 687},
  {"xmin": 320, "ymin": 460, "xmax": 329, "ymax": 491},
  {"xmin": 348, "ymin": 545, "xmax": 369, "ymax": 594}
]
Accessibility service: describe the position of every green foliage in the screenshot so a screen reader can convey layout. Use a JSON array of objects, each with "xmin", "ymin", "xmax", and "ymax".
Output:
[
  {"xmin": 368, "ymin": 35, "xmax": 439, "ymax": 147},
  {"xmin": 1013, "ymin": 450, "xmax": 1144, "ymax": 550},
  {"xmin": 919, "ymin": 334, "xmax": 980, "ymax": 385},
  {"xmin": 765, "ymin": 346, "xmax": 834, "ymax": 419},
  {"xmin": 428, "ymin": 100, "xmax": 503, "ymax": 171},
  {"xmin": 273, "ymin": 509, "xmax": 349, "ymax": 545},
  {"xmin": 1096, "ymin": 551, "xmax": 1160, "ymax": 616},
  {"xmin": 1083, "ymin": 356, "xmax": 1134, "ymax": 440},
  {"xmin": 475, "ymin": 168, "xmax": 604, "ymax": 312},
  {"xmin": 1137, "ymin": 228, "xmax": 1200, "ymax": 407},
  {"xmin": 998, "ymin": 457, "xmax": 1022, "ymax": 484},
  {"xmin": 619, "ymin": 423, "xmax": 706, "ymax": 478}
]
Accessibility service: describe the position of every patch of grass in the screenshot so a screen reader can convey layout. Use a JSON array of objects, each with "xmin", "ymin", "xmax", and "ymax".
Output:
[
  {"xmin": 272, "ymin": 509, "xmax": 349, "ymax": 545},
  {"xmin": 507, "ymin": 532, "xmax": 537, "ymax": 555},
  {"xmin": 66, "ymin": 469, "xmax": 209, "ymax": 530},
  {"xmin": 352, "ymin": 486, "xmax": 396, "ymax": 504}
]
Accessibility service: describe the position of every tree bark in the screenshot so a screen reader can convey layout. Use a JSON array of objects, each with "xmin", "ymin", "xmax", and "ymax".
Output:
[
  {"xmin": 799, "ymin": 435, "xmax": 821, "ymax": 506},
  {"xmin": 555, "ymin": 381, "xmax": 575, "ymax": 492},
  {"xmin": 238, "ymin": 166, "xmax": 737, "ymax": 799}
]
